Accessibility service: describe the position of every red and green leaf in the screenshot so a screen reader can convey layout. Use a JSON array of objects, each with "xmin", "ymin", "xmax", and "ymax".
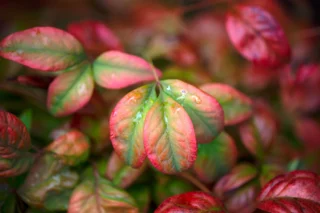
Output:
[
  {"xmin": 109, "ymin": 84, "xmax": 157, "ymax": 167},
  {"xmin": 93, "ymin": 51, "xmax": 161, "ymax": 89},
  {"xmin": 143, "ymin": 91, "xmax": 197, "ymax": 174},
  {"xmin": 47, "ymin": 61, "xmax": 94, "ymax": 117},
  {"xmin": 155, "ymin": 191, "xmax": 226, "ymax": 213},
  {"xmin": 160, "ymin": 79, "xmax": 224, "ymax": 143},
  {"xmin": 0, "ymin": 27, "xmax": 86, "ymax": 71},
  {"xmin": 200, "ymin": 83, "xmax": 252, "ymax": 125},
  {"xmin": 226, "ymin": 5, "xmax": 291, "ymax": 67}
]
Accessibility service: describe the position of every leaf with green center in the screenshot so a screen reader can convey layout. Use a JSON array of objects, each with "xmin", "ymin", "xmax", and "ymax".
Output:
[
  {"xmin": 143, "ymin": 91, "xmax": 197, "ymax": 174},
  {"xmin": 93, "ymin": 51, "xmax": 161, "ymax": 89},
  {"xmin": 47, "ymin": 61, "xmax": 94, "ymax": 117},
  {"xmin": 109, "ymin": 84, "xmax": 157, "ymax": 167},
  {"xmin": 68, "ymin": 174, "xmax": 138, "ymax": 213},
  {"xmin": 18, "ymin": 153, "xmax": 79, "ymax": 208},
  {"xmin": 0, "ymin": 110, "xmax": 33, "ymax": 177},
  {"xmin": 160, "ymin": 79, "xmax": 224, "ymax": 143},
  {"xmin": 0, "ymin": 27, "xmax": 86, "ymax": 71},
  {"xmin": 106, "ymin": 152, "xmax": 147, "ymax": 188},
  {"xmin": 193, "ymin": 132, "xmax": 238, "ymax": 184},
  {"xmin": 46, "ymin": 129, "xmax": 90, "ymax": 166},
  {"xmin": 200, "ymin": 83, "xmax": 252, "ymax": 125}
]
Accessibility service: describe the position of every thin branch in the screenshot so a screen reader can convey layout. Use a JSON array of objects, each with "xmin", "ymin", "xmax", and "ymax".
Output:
[{"xmin": 179, "ymin": 172, "xmax": 212, "ymax": 194}]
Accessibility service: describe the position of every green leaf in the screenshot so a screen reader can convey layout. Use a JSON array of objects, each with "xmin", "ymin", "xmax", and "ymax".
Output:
[
  {"xmin": 68, "ymin": 174, "xmax": 138, "ymax": 213},
  {"xmin": 160, "ymin": 79, "xmax": 224, "ymax": 143},
  {"xmin": 0, "ymin": 27, "xmax": 86, "ymax": 71},
  {"xmin": 47, "ymin": 61, "xmax": 94, "ymax": 116},
  {"xmin": 144, "ymin": 91, "xmax": 197, "ymax": 174},
  {"xmin": 43, "ymin": 190, "xmax": 73, "ymax": 211},
  {"xmin": 19, "ymin": 109, "xmax": 32, "ymax": 131},
  {"xmin": 109, "ymin": 84, "xmax": 157, "ymax": 167},
  {"xmin": 127, "ymin": 184, "xmax": 151, "ymax": 213}
]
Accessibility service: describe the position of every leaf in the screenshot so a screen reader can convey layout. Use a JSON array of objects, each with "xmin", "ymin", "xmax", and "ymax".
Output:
[
  {"xmin": 200, "ymin": 83, "xmax": 252, "ymax": 125},
  {"xmin": 46, "ymin": 129, "xmax": 90, "ymax": 166},
  {"xmin": 47, "ymin": 61, "xmax": 94, "ymax": 116},
  {"xmin": 67, "ymin": 20, "xmax": 123, "ymax": 56},
  {"xmin": 193, "ymin": 132, "xmax": 238, "ymax": 184},
  {"xmin": 93, "ymin": 51, "xmax": 161, "ymax": 89},
  {"xmin": 155, "ymin": 191, "xmax": 226, "ymax": 213},
  {"xmin": 226, "ymin": 5, "xmax": 291, "ymax": 67},
  {"xmin": 160, "ymin": 79, "xmax": 224, "ymax": 143},
  {"xmin": 68, "ymin": 174, "xmax": 138, "ymax": 213},
  {"xmin": 109, "ymin": 84, "xmax": 157, "ymax": 167},
  {"xmin": 43, "ymin": 190, "xmax": 73, "ymax": 211},
  {"xmin": 143, "ymin": 91, "xmax": 197, "ymax": 174},
  {"xmin": 256, "ymin": 170, "xmax": 320, "ymax": 212},
  {"xmin": 106, "ymin": 151, "xmax": 147, "ymax": 188},
  {"xmin": 0, "ymin": 27, "xmax": 86, "ymax": 71},
  {"xmin": 0, "ymin": 110, "xmax": 33, "ymax": 177},
  {"xmin": 19, "ymin": 109, "xmax": 32, "ymax": 131},
  {"xmin": 127, "ymin": 184, "xmax": 151, "ymax": 213},
  {"xmin": 18, "ymin": 153, "xmax": 79, "ymax": 208}
]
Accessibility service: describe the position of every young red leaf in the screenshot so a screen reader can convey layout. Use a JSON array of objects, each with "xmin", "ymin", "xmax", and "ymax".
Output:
[
  {"xmin": 160, "ymin": 79, "xmax": 224, "ymax": 143},
  {"xmin": 109, "ymin": 84, "xmax": 157, "ymax": 168},
  {"xmin": 256, "ymin": 170, "xmax": 320, "ymax": 212},
  {"xmin": 0, "ymin": 110, "xmax": 33, "ymax": 177},
  {"xmin": 67, "ymin": 20, "xmax": 123, "ymax": 56},
  {"xmin": 47, "ymin": 61, "xmax": 94, "ymax": 117},
  {"xmin": 200, "ymin": 83, "xmax": 252, "ymax": 125},
  {"xmin": 155, "ymin": 191, "xmax": 226, "ymax": 213},
  {"xmin": 93, "ymin": 51, "xmax": 161, "ymax": 89},
  {"xmin": 0, "ymin": 27, "xmax": 86, "ymax": 71},
  {"xmin": 46, "ymin": 129, "xmax": 90, "ymax": 166},
  {"xmin": 106, "ymin": 152, "xmax": 147, "ymax": 188},
  {"xmin": 144, "ymin": 92, "xmax": 197, "ymax": 174},
  {"xmin": 226, "ymin": 5, "xmax": 291, "ymax": 67},
  {"xmin": 193, "ymin": 132, "xmax": 238, "ymax": 184},
  {"xmin": 68, "ymin": 174, "xmax": 138, "ymax": 213}
]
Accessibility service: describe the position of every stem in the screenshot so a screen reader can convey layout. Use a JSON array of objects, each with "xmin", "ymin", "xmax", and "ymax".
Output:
[
  {"xmin": 179, "ymin": 172, "xmax": 212, "ymax": 194},
  {"xmin": 178, "ymin": 0, "xmax": 233, "ymax": 14}
]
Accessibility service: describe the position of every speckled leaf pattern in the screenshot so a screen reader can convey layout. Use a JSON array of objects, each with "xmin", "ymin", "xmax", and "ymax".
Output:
[
  {"xmin": 109, "ymin": 84, "xmax": 157, "ymax": 167},
  {"xmin": 155, "ymin": 191, "xmax": 226, "ymax": 213},
  {"xmin": 0, "ymin": 110, "xmax": 33, "ymax": 177},
  {"xmin": 193, "ymin": 132, "xmax": 238, "ymax": 184},
  {"xmin": 0, "ymin": 27, "xmax": 86, "ymax": 71},
  {"xmin": 143, "ymin": 92, "xmax": 197, "ymax": 174},
  {"xmin": 47, "ymin": 61, "xmax": 94, "ymax": 116},
  {"xmin": 200, "ymin": 83, "xmax": 252, "ymax": 125},
  {"xmin": 160, "ymin": 79, "xmax": 224, "ymax": 143},
  {"xmin": 68, "ymin": 175, "xmax": 138, "ymax": 213},
  {"xmin": 93, "ymin": 51, "xmax": 161, "ymax": 89},
  {"xmin": 46, "ymin": 129, "xmax": 90, "ymax": 166},
  {"xmin": 226, "ymin": 5, "xmax": 291, "ymax": 67},
  {"xmin": 257, "ymin": 170, "xmax": 320, "ymax": 212}
]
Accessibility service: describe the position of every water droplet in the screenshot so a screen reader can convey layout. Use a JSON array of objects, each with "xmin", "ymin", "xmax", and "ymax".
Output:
[
  {"xmin": 164, "ymin": 116, "xmax": 168, "ymax": 123},
  {"xmin": 181, "ymin": 89, "xmax": 186, "ymax": 94},
  {"xmin": 166, "ymin": 85, "xmax": 171, "ymax": 91},
  {"xmin": 192, "ymin": 95, "xmax": 201, "ymax": 104},
  {"xmin": 78, "ymin": 84, "xmax": 87, "ymax": 95}
]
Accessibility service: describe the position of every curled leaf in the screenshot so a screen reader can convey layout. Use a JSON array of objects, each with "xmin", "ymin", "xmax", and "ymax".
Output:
[
  {"xmin": 47, "ymin": 61, "xmax": 94, "ymax": 116},
  {"xmin": 200, "ymin": 83, "xmax": 252, "ymax": 125},
  {"xmin": 144, "ymin": 92, "xmax": 197, "ymax": 174},
  {"xmin": 161, "ymin": 79, "xmax": 224, "ymax": 143},
  {"xmin": 93, "ymin": 51, "xmax": 161, "ymax": 89},
  {"xmin": 0, "ymin": 27, "xmax": 86, "ymax": 71},
  {"xmin": 226, "ymin": 5, "xmax": 291, "ymax": 67}
]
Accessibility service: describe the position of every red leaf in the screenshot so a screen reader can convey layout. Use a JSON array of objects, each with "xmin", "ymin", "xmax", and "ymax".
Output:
[
  {"xmin": 67, "ymin": 20, "xmax": 123, "ymax": 56},
  {"xmin": 295, "ymin": 118, "xmax": 320, "ymax": 150},
  {"xmin": 226, "ymin": 5, "xmax": 291, "ymax": 67},
  {"xmin": 155, "ymin": 191, "xmax": 226, "ymax": 213}
]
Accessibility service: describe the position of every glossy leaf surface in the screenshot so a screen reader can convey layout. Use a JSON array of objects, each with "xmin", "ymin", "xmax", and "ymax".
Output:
[
  {"xmin": 93, "ymin": 51, "xmax": 161, "ymax": 89},
  {"xmin": 161, "ymin": 79, "xmax": 224, "ymax": 143},
  {"xmin": 226, "ymin": 5, "xmax": 291, "ymax": 67},
  {"xmin": 155, "ymin": 191, "xmax": 226, "ymax": 213},
  {"xmin": 68, "ymin": 174, "xmax": 138, "ymax": 213},
  {"xmin": 193, "ymin": 132, "xmax": 238, "ymax": 184},
  {"xmin": 46, "ymin": 129, "xmax": 90, "ymax": 166},
  {"xmin": 0, "ymin": 110, "xmax": 32, "ymax": 177},
  {"xmin": 47, "ymin": 61, "xmax": 94, "ymax": 116},
  {"xmin": 110, "ymin": 84, "xmax": 156, "ymax": 167},
  {"xmin": 200, "ymin": 83, "xmax": 252, "ymax": 125},
  {"xmin": 0, "ymin": 27, "xmax": 86, "ymax": 71},
  {"xmin": 144, "ymin": 92, "xmax": 197, "ymax": 174}
]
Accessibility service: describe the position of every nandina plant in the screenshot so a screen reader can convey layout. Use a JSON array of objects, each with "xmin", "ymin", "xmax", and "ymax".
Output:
[{"xmin": 1, "ymin": 0, "xmax": 320, "ymax": 212}]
